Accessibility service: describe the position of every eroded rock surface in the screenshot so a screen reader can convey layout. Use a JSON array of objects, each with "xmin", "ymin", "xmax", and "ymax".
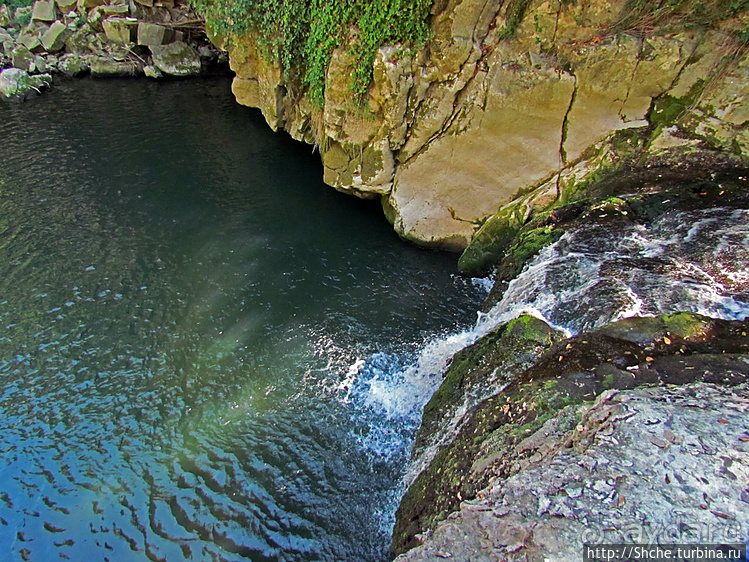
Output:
[
  {"xmin": 392, "ymin": 313, "xmax": 749, "ymax": 556},
  {"xmin": 216, "ymin": 0, "xmax": 749, "ymax": 249},
  {"xmin": 396, "ymin": 382, "xmax": 749, "ymax": 561}
]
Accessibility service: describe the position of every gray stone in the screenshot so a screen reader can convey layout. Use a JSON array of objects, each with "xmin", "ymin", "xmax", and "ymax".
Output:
[
  {"xmin": 102, "ymin": 17, "xmax": 136, "ymax": 43},
  {"xmin": 34, "ymin": 54, "xmax": 47, "ymax": 72},
  {"xmin": 143, "ymin": 64, "xmax": 162, "ymax": 78},
  {"xmin": 40, "ymin": 20, "xmax": 69, "ymax": 52},
  {"xmin": 57, "ymin": 53, "xmax": 88, "ymax": 76},
  {"xmin": 31, "ymin": 1, "xmax": 57, "ymax": 22},
  {"xmin": 137, "ymin": 22, "xmax": 172, "ymax": 46},
  {"xmin": 198, "ymin": 45, "xmax": 216, "ymax": 62},
  {"xmin": 17, "ymin": 33, "xmax": 43, "ymax": 53},
  {"xmin": 89, "ymin": 57, "xmax": 142, "ymax": 76},
  {"xmin": 150, "ymin": 41, "xmax": 201, "ymax": 76},
  {"xmin": 0, "ymin": 67, "xmax": 51, "ymax": 101},
  {"xmin": 101, "ymin": 4, "xmax": 129, "ymax": 15},
  {"xmin": 55, "ymin": 0, "xmax": 77, "ymax": 10},
  {"xmin": 11, "ymin": 45, "xmax": 34, "ymax": 71}
]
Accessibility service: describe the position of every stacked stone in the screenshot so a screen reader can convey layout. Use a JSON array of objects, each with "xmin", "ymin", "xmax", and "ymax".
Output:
[{"xmin": 0, "ymin": 0, "xmax": 225, "ymax": 101}]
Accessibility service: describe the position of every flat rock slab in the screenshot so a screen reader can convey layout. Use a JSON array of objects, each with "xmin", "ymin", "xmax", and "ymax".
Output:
[
  {"xmin": 396, "ymin": 382, "xmax": 749, "ymax": 561},
  {"xmin": 89, "ymin": 57, "xmax": 142, "ymax": 76},
  {"xmin": 41, "ymin": 20, "xmax": 70, "ymax": 52},
  {"xmin": 31, "ymin": 0, "xmax": 57, "ymax": 21},
  {"xmin": 137, "ymin": 22, "xmax": 173, "ymax": 46}
]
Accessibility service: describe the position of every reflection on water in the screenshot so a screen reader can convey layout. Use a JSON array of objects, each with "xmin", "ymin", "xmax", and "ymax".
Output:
[{"xmin": 0, "ymin": 78, "xmax": 485, "ymax": 560}]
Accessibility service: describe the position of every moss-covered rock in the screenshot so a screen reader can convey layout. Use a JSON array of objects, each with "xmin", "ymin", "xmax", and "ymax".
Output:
[
  {"xmin": 392, "ymin": 313, "xmax": 749, "ymax": 556},
  {"xmin": 414, "ymin": 315, "xmax": 564, "ymax": 469},
  {"xmin": 457, "ymin": 204, "xmax": 524, "ymax": 274}
]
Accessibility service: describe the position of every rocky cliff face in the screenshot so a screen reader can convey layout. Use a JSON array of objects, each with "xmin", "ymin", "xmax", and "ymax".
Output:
[{"xmin": 213, "ymin": 0, "xmax": 749, "ymax": 250}]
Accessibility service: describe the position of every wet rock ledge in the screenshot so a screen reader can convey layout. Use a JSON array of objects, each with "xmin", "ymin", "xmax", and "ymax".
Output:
[
  {"xmin": 0, "ymin": 0, "xmax": 226, "ymax": 101},
  {"xmin": 392, "ymin": 313, "xmax": 749, "ymax": 560}
]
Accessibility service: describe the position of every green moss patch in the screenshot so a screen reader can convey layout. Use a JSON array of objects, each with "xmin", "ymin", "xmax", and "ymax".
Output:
[{"xmin": 191, "ymin": 0, "xmax": 431, "ymax": 105}]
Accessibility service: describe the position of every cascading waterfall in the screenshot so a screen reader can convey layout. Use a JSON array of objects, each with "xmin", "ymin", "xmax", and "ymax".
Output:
[{"xmin": 345, "ymin": 204, "xmax": 749, "ymax": 514}]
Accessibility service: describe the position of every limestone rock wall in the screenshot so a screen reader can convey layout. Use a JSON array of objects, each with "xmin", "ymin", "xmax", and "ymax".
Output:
[{"xmin": 216, "ymin": 0, "xmax": 749, "ymax": 250}]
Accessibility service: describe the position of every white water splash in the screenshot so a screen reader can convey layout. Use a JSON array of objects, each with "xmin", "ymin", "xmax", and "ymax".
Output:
[{"xmin": 341, "ymin": 206, "xmax": 749, "ymax": 500}]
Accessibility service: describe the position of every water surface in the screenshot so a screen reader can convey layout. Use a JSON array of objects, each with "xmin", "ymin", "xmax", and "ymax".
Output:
[{"xmin": 0, "ymin": 78, "xmax": 485, "ymax": 560}]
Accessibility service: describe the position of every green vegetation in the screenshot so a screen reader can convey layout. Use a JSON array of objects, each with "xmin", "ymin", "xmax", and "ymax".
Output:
[
  {"xmin": 0, "ymin": 0, "xmax": 33, "ymax": 8},
  {"xmin": 190, "ymin": 0, "xmax": 432, "ymax": 105}
]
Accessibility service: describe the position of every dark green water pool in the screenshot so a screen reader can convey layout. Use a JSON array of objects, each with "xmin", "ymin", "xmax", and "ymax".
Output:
[{"xmin": 0, "ymin": 78, "xmax": 485, "ymax": 560}]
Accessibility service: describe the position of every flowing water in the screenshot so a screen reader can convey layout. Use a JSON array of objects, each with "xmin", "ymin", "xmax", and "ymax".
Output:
[
  {"xmin": 484, "ymin": 205, "xmax": 749, "ymax": 336},
  {"xmin": 0, "ymin": 78, "xmax": 488, "ymax": 561},
  {"xmin": 3, "ymin": 78, "xmax": 749, "ymax": 562}
]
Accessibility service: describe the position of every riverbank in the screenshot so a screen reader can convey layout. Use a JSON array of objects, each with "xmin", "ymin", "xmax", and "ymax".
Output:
[{"xmin": 0, "ymin": 0, "xmax": 227, "ymax": 101}]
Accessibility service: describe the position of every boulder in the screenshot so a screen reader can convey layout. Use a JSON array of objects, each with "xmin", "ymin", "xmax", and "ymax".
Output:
[
  {"xmin": 0, "ymin": 68, "xmax": 52, "ymax": 101},
  {"xmin": 89, "ymin": 57, "xmax": 142, "ymax": 76},
  {"xmin": 133, "ymin": 0, "xmax": 154, "ymax": 6},
  {"xmin": 55, "ymin": 0, "xmax": 77, "ymax": 10},
  {"xmin": 102, "ymin": 17, "xmax": 137, "ymax": 43},
  {"xmin": 11, "ymin": 45, "xmax": 35, "ymax": 71},
  {"xmin": 143, "ymin": 64, "xmax": 162, "ymax": 78},
  {"xmin": 17, "ymin": 33, "xmax": 43, "ymax": 53},
  {"xmin": 76, "ymin": 0, "xmax": 106, "ymax": 11},
  {"xmin": 137, "ymin": 22, "xmax": 173, "ymax": 46},
  {"xmin": 41, "ymin": 20, "xmax": 70, "ymax": 52},
  {"xmin": 150, "ymin": 41, "xmax": 201, "ymax": 76},
  {"xmin": 57, "ymin": 53, "xmax": 88, "ymax": 76},
  {"xmin": 31, "ymin": 1, "xmax": 57, "ymax": 22}
]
